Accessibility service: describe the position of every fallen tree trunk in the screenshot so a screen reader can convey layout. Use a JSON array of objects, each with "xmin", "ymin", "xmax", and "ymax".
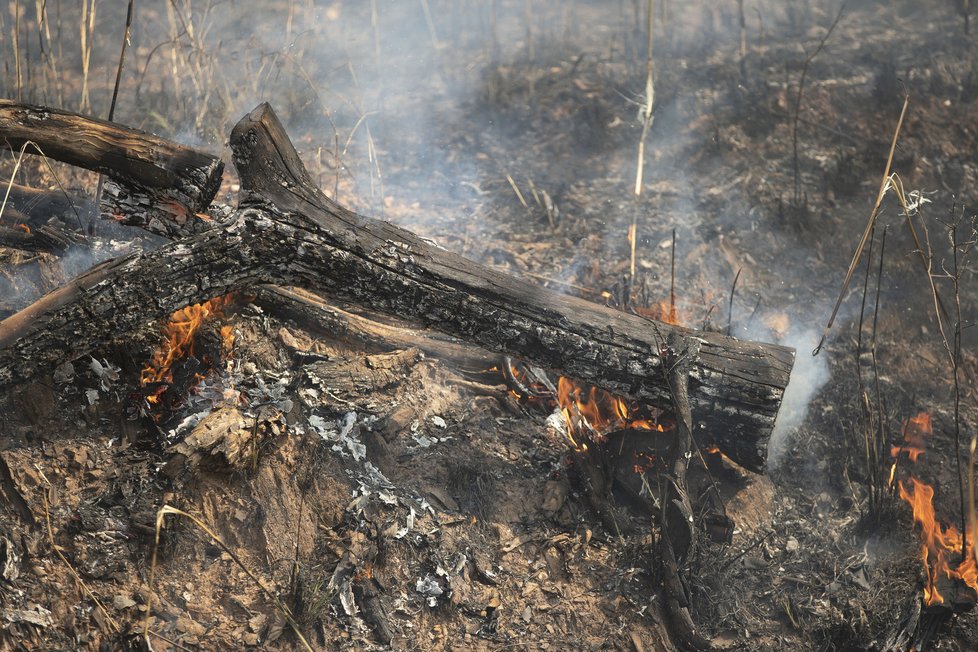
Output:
[{"xmin": 0, "ymin": 103, "xmax": 794, "ymax": 472}]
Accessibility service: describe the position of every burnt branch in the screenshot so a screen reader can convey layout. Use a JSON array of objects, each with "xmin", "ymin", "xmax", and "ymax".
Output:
[
  {"xmin": 0, "ymin": 103, "xmax": 795, "ymax": 472},
  {"xmin": 660, "ymin": 333, "xmax": 713, "ymax": 651},
  {"xmin": 0, "ymin": 101, "xmax": 223, "ymax": 237}
]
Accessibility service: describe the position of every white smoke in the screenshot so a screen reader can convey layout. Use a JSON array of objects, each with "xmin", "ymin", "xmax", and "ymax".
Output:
[{"xmin": 766, "ymin": 327, "xmax": 831, "ymax": 469}]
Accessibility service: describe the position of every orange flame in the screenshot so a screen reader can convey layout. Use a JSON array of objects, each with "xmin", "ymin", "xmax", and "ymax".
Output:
[
  {"xmin": 15, "ymin": 223, "xmax": 30, "ymax": 234},
  {"xmin": 140, "ymin": 295, "xmax": 236, "ymax": 403},
  {"xmin": 556, "ymin": 377, "xmax": 667, "ymax": 451},
  {"xmin": 897, "ymin": 477, "xmax": 978, "ymax": 605},
  {"xmin": 891, "ymin": 412, "xmax": 933, "ymax": 464}
]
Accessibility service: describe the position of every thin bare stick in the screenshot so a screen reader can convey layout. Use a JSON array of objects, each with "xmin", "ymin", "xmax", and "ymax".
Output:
[
  {"xmin": 669, "ymin": 227, "xmax": 676, "ymax": 322},
  {"xmin": 92, "ymin": 0, "xmax": 135, "ymax": 235},
  {"xmin": 13, "ymin": 0, "xmax": 22, "ymax": 102},
  {"xmin": 814, "ymin": 93, "xmax": 908, "ymax": 355},
  {"xmin": 790, "ymin": 5, "xmax": 844, "ymax": 208},
  {"xmin": 420, "ymin": 0, "xmax": 439, "ymax": 49},
  {"xmin": 79, "ymin": 0, "xmax": 97, "ymax": 113},
  {"xmin": 969, "ymin": 436, "xmax": 976, "ymax": 567},
  {"xmin": 633, "ymin": 0, "xmax": 655, "ymax": 197},
  {"xmin": 726, "ymin": 267, "xmax": 741, "ymax": 336}
]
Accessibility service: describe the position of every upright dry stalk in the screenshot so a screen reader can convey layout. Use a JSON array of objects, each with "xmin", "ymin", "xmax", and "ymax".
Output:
[
  {"xmin": 92, "ymin": 0, "xmax": 134, "ymax": 235},
  {"xmin": 420, "ymin": 0, "xmax": 439, "ymax": 49},
  {"xmin": 944, "ymin": 211, "xmax": 976, "ymax": 551},
  {"xmin": 35, "ymin": 0, "xmax": 63, "ymax": 105},
  {"xmin": 524, "ymin": 0, "xmax": 534, "ymax": 61},
  {"xmin": 790, "ymin": 5, "xmax": 844, "ymax": 210},
  {"xmin": 79, "ymin": 0, "xmax": 97, "ymax": 113},
  {"xmin": 866, "ymin": 226, "xmax": 888, "ymax": 519},
  {"xmin": 738, "ymin": 0, "xmax": 746, "ymax": 62},
  {"xmin": 370, "ymin": 0, "xmax": 381, "ymax": 64},
  {"xmin": 13, "ymin": 0, "xmax": 22, "ymax": 102},
  {"xmin": 814, "ymin": 93, "xmax": 907, "ymax": 356},
  {"xmin": 629, "ymin": 0, "xmax": 655, "ymax": 291},
  {"xmin": 633, "ymin": 0, "xmax": 655, "ymax": 197}
]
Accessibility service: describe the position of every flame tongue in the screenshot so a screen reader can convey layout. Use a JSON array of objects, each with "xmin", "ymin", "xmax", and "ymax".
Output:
[
  {"xmin": 892, "ymin": 412, "xmax": 978, "ymax": 607},
  {"xmin": 898, "ymin": 477, "xmax": 978, "ymax": 605},
  {"xmin": 556, "ymin": 377, "xmax": 667, "ymax": 451},
  {"xmin": 140, "ymin": 295, "xmax": 236, "ymax": 411}
]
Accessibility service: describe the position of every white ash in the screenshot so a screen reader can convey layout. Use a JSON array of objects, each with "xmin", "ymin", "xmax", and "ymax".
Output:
[
  {"xmin": 415, "ymin": 574, "xmax": 444, "ymax": 607},
  {"xmin": 308, "ymin": 411, "xmax": 366, "ymax": 461}
]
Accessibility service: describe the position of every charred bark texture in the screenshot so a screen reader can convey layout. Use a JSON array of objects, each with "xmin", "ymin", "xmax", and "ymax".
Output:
[
  {"xmin": 0, "ymin": 103, "xmax": 794, "ymax": 472},
  {"xmin": 0, "ymin": 101, "xmax": 223, "ymax": 236}
]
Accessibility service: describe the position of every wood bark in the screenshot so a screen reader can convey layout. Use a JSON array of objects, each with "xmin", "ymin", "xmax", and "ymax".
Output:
[
  {"xmin": 0, "ymin": 103, "xmax": 795, "ymax": 472},
  {"xmin": 0, "ymin": 101, "xmax": 223, "ymax": 237}
]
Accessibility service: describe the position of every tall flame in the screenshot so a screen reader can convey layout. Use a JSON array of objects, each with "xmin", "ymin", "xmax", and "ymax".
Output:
[
  {"xmin": 891, "ymin": 411, "xmax": 978, "ymax": 606},
  {"xmin": 897, "ymin": 477, "xmax": 978, "ymax": 605}
]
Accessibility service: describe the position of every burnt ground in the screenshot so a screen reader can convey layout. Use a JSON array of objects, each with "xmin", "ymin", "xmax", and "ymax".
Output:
[{"xmin": 1, "ymin": 0, "xmax": 978, "ymax": 650}]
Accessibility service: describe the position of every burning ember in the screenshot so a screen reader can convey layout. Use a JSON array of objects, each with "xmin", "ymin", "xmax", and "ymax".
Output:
[
  {"xmin": 140, "ymin": 295, "xmax": 236, "ymax": 411},
  {"xmin": 890, "ymin": 412, "xmax": 978, "ymax": 606}
]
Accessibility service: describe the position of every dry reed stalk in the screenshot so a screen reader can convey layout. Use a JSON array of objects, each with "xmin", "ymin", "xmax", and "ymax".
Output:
[
  {"xmin": 13, "ymin": 0, "xmax": 22, "ymax": 102},
  {"xmin": 421, "ymin": 0, "xmax": 439, "ymax": 49},
  {"xmin": 79, "ymin": 0, "xmax": 97, "ymax": 113},
  {"xmin": 814, "ymin": 94, "xmax": 908, "ymax": 355},
  {"xmin": 145, "ymin": 505, "xmax": 314, "ymax": 651}
]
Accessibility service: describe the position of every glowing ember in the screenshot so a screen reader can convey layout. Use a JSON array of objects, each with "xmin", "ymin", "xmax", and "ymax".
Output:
[
  {"xmin": 140, "ymin": 295, "xmax": 236, "ymax": 406},
  {"xmin": 897, "ymin": 477, "xmax": 978, "ymax": 605}
]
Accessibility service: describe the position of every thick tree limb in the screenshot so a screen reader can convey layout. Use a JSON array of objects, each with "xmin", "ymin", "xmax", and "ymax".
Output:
[
  {"xmin": 0, "ymin": 103, "xmax": 794, "ymax": 472},
  {"xmin": 0, "ymin": 101, "xmax": 223, "ymax": 237}
]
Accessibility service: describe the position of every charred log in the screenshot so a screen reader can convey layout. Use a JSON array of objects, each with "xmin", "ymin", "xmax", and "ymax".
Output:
[
  {"xmin": 0, "ymin": 101, "xmax": 223, "ymax": 237},
  {"xmin": 0, "ymin": 223, "xmax": 84, "ymax": 253},
  {"xmin": 1, "ymin": 182, "xmax": 90, "ymax": 230},
  {"xmin": 0, "ymin": 103, "xmax": 794, "ymax": 472}
]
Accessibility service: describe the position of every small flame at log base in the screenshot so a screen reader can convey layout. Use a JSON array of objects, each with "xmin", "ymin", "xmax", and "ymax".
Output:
[{"xmin": 140, "ymin": 295, "xmax": 237, "ymax": 416}]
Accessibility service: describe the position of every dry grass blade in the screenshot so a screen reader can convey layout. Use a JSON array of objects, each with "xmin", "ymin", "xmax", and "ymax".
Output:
[
  {"xmin": 813, "ymin": 93, "xmax": 908, "ymax": 355},
  {"xmin": 633, "ymin": 0, "xmax": 655, "ymax": 198},
  {"xmin": 144, "ymin": 504, "xmax": 314, "ymax": 652}
]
